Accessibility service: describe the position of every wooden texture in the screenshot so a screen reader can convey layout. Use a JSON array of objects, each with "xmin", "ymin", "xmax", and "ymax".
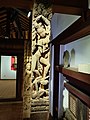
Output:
[
  {"xmin": 52, "ymin": 5, "xmax": 82, "ymax": 15},
  {"xmin": 52, "ymin": 0, "xmax": 87, "ymax": 15},
  {"xmin": 0, "ymin": 0, "xmax": 33, "ymax": 10},
  {"xmin": 53, "ymin": 45, "xmax": 60, "ymax": 119},
  {"xmin": 0, "ymin": 39, "xmax": 24, "ymax": 101},
  {"xmin": 64, "ymin": 83, "xmax": 90, "ymax": 108},
  {"xmin": 55, "ymin": 65, "xmax": 90, "ymax": 85},
  {"xmin": 0, "ymin": 101, "xmax": 23, "ymax": 120}
]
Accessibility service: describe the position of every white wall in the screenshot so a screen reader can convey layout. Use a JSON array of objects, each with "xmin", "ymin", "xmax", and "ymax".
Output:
[
  {"xmin": 51, "ymin": 13, "xmax": 80, "ymax": 39},
  {"xmin": 1, "ymin": 56, "xmax": 16, "ymax": 79},
  {"xmin": 65, "ymin": 35, "xmax": 90, "ymax": 67}
]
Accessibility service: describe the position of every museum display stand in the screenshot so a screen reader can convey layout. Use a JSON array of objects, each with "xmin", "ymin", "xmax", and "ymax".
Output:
[{"xmin": 51, "ymin": 10, "xmax": 90, "ymax": 119}]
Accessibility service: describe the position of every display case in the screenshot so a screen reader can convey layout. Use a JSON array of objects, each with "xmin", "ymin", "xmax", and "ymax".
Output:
[{"xmin": 51, "ymin": 9, "xmax": 90, "ymax": 120}]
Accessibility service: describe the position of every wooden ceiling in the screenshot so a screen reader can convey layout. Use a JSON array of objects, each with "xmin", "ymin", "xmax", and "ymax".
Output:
[
  {"xmin": 0, "ymin": 0, "xmax": 87, "ymax": 14},
  {"xmin": 0, "ymin": 7, "xmax": 31, "ymax": 40},
  {"xmin": 0, "ymin": 0, "xmax": 88, "ymax": 40},
  {"xmin": 52, "ymin": 0, "xmax": 88, "ymax": 15}
]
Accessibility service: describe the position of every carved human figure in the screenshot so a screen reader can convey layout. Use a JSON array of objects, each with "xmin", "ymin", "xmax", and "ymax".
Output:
[
  {"xmin": 23, "ymin": 57, "xmax": 32, "ymax": 93},
  {"xmin": 32, "ymin": 15, "xmax": 50, "ymax": 79}
]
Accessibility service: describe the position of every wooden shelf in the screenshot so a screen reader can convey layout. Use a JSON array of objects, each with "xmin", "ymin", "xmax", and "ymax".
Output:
[
  {"xmin": 64, "ymin": 82, "xmax": 90, "ymax": 108},
  {"xmin": 55, "ymin": 65, "xmax": 90, "ymax": 85}
]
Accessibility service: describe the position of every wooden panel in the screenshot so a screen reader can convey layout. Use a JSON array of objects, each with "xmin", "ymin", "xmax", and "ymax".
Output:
[
  {"xmin": 0, "ymin": 0, "xmax": 33, "ymax": 10},
  {"xmin": 52, "ymin": 0, "xmax": 83, "ymax": 7},
  {"xmin": 55, "ymin": 65, "xmax": 90, "ymax": 85},
  {"xmin": 52, "ymin": 0, "xmax": 88, "ymax": 15},
  {"xmin": 53, "ymin": 45, "xmax": 60, "ymax": 119},
  {"xmin": 52, "ymin": 5, "xmax": 82, "ymax": 15},
  {"xmin": 64, "ymin": 83, "xmax": 90, "ymax": 108},
  {"xmin": 0, "ymin": 38, "xmax": 24, "ymax": 55},
  {"xmin": 0, "ymin": 101, "xmax": 23, "ymax": 120},
  {"xmin": 16, "ymin": 54, "xmax": 24, "ymax": 98},
  {"xmin": 67, "ymin": 77, "xmax": 90, "ymax": 96}
]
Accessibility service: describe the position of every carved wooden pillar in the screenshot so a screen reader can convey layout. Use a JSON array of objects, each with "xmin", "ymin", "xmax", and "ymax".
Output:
[
  {"xmin": 23, "ymin": 0, "xmax": 52, "ymax": 118},
  {"xmin": 23, "ymin": 38, "xmax": 31, "ymax": 118},
  {"xmin": 31, "ymin": 0, "xmax": 52, "ymax": 112}
]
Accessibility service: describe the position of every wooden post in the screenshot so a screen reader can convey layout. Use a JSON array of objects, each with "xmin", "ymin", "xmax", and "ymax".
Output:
[
  {"xmin": 16, "ymin": 54, "xmax": 24, "ymax": 99},
  {"xmin": 53, "ymin": 43, "xmax": 60, "ymax": 119}
]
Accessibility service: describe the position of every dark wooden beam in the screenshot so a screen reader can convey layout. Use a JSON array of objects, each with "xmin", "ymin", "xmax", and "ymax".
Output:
[
  {"xmin": 14, "ymin": 17, "xmax": 23, "ymax": 39},
  {"xmin": 0, "ymin": 49, "xmax": 23, "ymax": 55},
  {"xmin": 0, "ymin": 12, "xmax": 7, "ymax": 17},
  {"xmin": 56, "ymin": 65, "xmax": 90, "ymax": 96},
  {"xmin": 55, "ymin": 65, "xmax": 90, "ymax": 85},
  {"xmin": 64, "ymin": 83, "xmax": 90, "ymax": 108},
  {"xmin": 0, "ymin": 55, "xmax": 1, "ymax": 79},
  {"xmin": 6, "ymin": 8, "xmax": 10, "ymax": 38},
  {"xmin": 0, "ymin": 38, "xmax": 24, "ymax": 44},
  {"xmin": 0, "ymin": 98, "xmax": 22, "ymax": 102},
  {"xmin": 52, "ymin": 5, "xmax": 82, "ymax": 15},
  {"xmin": 52, "ymin": 0, "xmax": 88, "ymax": 15},
  {"xmin": 53, "ymin": 44, "xmax": 60, "ymax": 119},
  {"xmin": 18, "ymin": 10, "xmax": 30, "ymax": 22},
  {"xmin": 67, "ymin": 77, "xmax": 90, "ymax": 96},
  {"xmin": 0, "ymin": 0, "xmax": 33, "ymax": 10},
  {"xmin": 16, "ymin": 54, "xmax": 24, "ymax": 98},
  {"xmin": 0, "ymin": 38, "xmax": 24, "ymax": 54},
  {"xmin": 52, "ymin": 0, "xmax": 82, "ymax": 8}
]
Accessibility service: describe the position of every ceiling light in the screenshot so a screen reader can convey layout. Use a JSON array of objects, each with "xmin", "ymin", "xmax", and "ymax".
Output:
[{"xmin": 27, "ymin": 12, "xmax": 31, "ymax": 18}]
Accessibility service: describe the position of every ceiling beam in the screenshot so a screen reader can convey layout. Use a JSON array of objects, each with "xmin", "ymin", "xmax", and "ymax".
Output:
[
  {"xmin": 52, "ymin": 5, "xmax": 82, "ymax": 15},
  {"xmin": 52, "ymin": 0, "xmax": 88, "ymax": 15},
  {"xmin": 0, "ymin": 0, "xmax": 33, "ymax": 10},
  {"xmin": 52, "ymin": 0, "xmax": 86, "ymax": 8}
]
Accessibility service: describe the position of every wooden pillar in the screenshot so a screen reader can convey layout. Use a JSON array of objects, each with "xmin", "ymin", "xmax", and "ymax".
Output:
[
  {"xmin": 0, "ymin": 55, "xmax": 1, "ymax": 79},
  {"xmin": 6, "ymin": 8, "xmax": 10, "ymax": 38},
  {"xmin": 53, "ymin": 44, "xmax": 60, "ymax": 119},
  {"xmin": 31, "ymin": 0, "xmax": 52, "ymax": 112},
  {"xmin": 16, "ymin": 54, "xmax": 24, "ymax": 99}
]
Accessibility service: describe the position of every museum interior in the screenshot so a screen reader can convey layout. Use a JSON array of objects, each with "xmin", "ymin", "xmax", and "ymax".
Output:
[{"xmin": 0, "ymin": 0, "xmax": 90, "ymax": 120}]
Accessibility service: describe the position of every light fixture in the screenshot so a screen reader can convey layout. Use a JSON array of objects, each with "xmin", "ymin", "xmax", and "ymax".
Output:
[{"xmin": 27, "ymin": 11, "xmax": 31, "ymax": 18}]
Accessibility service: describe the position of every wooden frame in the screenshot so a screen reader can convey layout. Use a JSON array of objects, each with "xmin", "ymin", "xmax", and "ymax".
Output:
[
  {"xmin": 0, "ymin": 38, "xmax": 24, "ymax": 102},
  {"xmin": 50, "ymin": 4, "xmax": 90, "ymax": 118},
  {"xmin": 64, "ymin": 83, "xmax": 90, "ymax": 108}
]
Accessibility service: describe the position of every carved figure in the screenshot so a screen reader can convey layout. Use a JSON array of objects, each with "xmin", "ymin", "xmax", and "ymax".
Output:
[{"xmin": 32, "ymin": 15, "xmax": 50, "ymax": 79}]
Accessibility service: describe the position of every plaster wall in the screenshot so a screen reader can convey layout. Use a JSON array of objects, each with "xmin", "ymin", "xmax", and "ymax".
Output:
[
  {"xmin": 1, "ymin": 56, "xmax": 16, "ymax": 79},
  {"xmin": 65, "ymin": 35, "xmax": 90, "ymax": 67},
  {"xmin": 51, "ymin": 13, "xmax": 80, "ymax": 39}
]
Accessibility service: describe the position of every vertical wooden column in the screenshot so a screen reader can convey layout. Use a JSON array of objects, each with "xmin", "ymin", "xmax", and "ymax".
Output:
[
  {"xmin": 23, "ymin": 29, "xmax": 32, "ymax": 118},
  {"xmin": 82, "ymin": 0, "xmax": 88, "ymax": 21},
  {"xmin": 16, "ymin": 53, "xmax": 24, "ymax": 99},
  {"xmin": 0, "ymin": 55, "xmax": 1, "ymax": 79},
  {"xmin": 23, "ymin": 38, "xmax": 31, "ymax": 119},
  {"xmin": 6, "ymin": 8, "xmax": 10, "ymax": 38},
  {"xmin": 53, "ymin": 44, "xmax": 60, "ymax": 119}
]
